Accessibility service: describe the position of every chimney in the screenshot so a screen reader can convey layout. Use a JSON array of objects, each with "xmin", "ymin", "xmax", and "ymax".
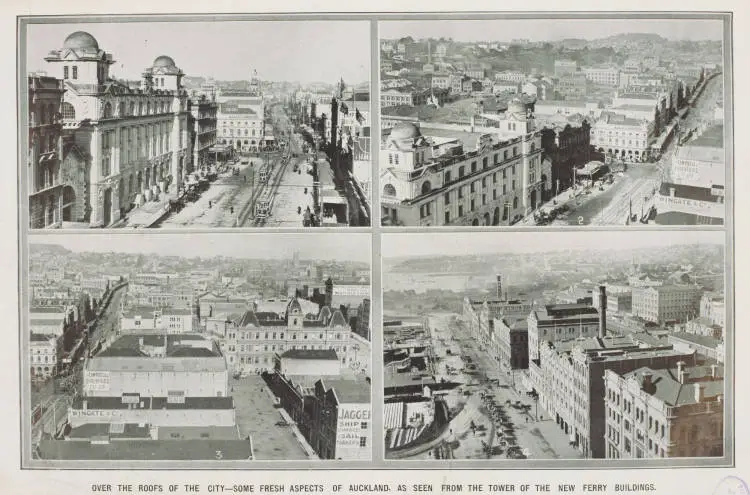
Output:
[
  {"xmin": 598, "ymin": 285, "xmax": 607, "ymax": 338},
  {"xmin": 694, "ymin": 383, "xmax": 704, "ymax": 403},
  {"xmin": 642, "ymin": 371, "xmax": 653, "ymax": 391},
  {"xmin": 711, "ymin": 364, "xmax": 718, "ymax": 378}
]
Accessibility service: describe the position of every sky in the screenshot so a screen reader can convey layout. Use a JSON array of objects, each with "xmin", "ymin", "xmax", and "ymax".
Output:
[
  {"xmin": 30, "ymin": 233, "xmax": 371, "ymax": 263},
  {"xmin": 26, "ymin": 21, "xmax": 370, "ymax": 84},
  {"xmin": 380, "ymin": 19, "xmax": 724, "ymax": 42},
  {"xmin": 382, "ymin": 230, "xmax": 724, "ymax": 259}
]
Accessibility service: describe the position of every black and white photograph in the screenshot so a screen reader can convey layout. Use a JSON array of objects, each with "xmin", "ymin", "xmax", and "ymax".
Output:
[
  {"xmin": 379, "ymin": 19, "xmax": 727, "ymax": 227},
  {"xmin": 382, "ymin": 231, "xmax": 727, "ymax": 462},
  {"xmin": 24, "ymin": 234, "xmax": 372, "ymax": 464},
  {"xmin": 24, "ymin": 20, "xmax": 372, "ymax": 229}
]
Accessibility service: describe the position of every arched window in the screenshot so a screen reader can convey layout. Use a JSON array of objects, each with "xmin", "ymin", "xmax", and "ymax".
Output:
[
  {"xmin": 139, "ymin": 102, "xmax": 144, "ymax": 115},
  {"xmin": 119, "ymin": 102, "xmax": 126, "ymax": 116},
  {"xmin": 61, "ymin": 102, "xmax": 75, "ymax": 120},
  {"xmin": 129, "ymin": 102, "xmax": 135, "ymax": 116},
  {"xmin": 102, "ymin": 102, "xmax": 113, "ymax": 119},
  {"xmin": 513, "ymin": 197, "xmax": 519, "ymax": 209},
  {"xmin": 383, "ymin": 184, "xmax": 397, "ymax": 197},
  {"xmin": 421, "ymin": 180, "xmax": 432, "ymax": 195},
  {"xmin": 146, "ymin": 102, "xmax": 151, "ymax": 115}
]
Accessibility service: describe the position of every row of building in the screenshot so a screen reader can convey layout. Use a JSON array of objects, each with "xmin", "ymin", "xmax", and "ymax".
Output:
[{"xmin": 461, "ymin": 274, "xmax": 724, "ymax": 459}]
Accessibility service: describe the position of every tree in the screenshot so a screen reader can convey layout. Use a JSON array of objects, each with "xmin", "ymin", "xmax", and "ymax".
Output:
[{"xmin": 653, "ymin": 105, "xmax": 661, "ymax": 138}]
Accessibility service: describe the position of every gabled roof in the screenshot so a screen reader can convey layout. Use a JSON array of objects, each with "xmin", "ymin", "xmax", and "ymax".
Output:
[
  {"xmin": 235, "ymin": 310, "xmax": 260, "ymax": 328},
  {"xmin": 329, "ymin": 310, "xmax": 348, "ymax": 328}
]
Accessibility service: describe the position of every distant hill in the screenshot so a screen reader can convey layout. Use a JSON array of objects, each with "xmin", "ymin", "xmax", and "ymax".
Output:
[{"xmin": 29, "ymin": 243, "xmax": 71, "ymax": 255}]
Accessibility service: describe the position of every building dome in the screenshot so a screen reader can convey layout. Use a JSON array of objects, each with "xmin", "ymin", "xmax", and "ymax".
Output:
[
  {"xmin": 153, "ymin": 55, "xmax": 177, "ymax": 69},
  {"xmin": 389, "ymin": 122, "xmax": 422, "ymax": 141},
  {"xmin": 63, "ymin": 31, "xmax": 99, "ymax": 51}
]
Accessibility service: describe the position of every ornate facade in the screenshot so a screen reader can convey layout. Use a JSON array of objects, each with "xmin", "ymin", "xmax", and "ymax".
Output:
[
  {"xmin": 42, "ymin": 31, "xmax": 191, "ymax": 227},
  {"xmin": 27, "ymin": 75, "xmax": 67, "ymax": 228}
]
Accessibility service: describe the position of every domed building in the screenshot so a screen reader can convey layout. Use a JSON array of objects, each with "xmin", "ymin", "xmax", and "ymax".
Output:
[
  {"xmin": 37, "ymin": 32, "xmax": 193, "ymax": 228},
  {"xmin": 379, "ymin": 103, "xmax": 551, "ymax": 226}
]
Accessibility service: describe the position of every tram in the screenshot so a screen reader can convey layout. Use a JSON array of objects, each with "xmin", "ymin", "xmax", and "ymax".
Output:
[{"xmin": 259, "ymin": 168, "xmax": 269, "ymax": 184}]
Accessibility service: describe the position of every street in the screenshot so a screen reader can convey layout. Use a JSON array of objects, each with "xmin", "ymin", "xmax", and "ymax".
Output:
[
  {"xmin": 230, "ymin": 375, "xmax": 310, "ymax": 460},
  {"xmin": 418, "ymin": 313, "xmax": 583, "ymax": 460}
]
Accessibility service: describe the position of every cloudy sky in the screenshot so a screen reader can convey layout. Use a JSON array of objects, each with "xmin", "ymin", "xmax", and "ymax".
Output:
[
  {"xmin": 26, "ymin": 20, "xmax": 370, "ymax": 84},
  {"xmin": 380, "ymin": 18, "xmax": 724, "ymax": 42},
  {"xmin": 30, "ymin": 233, "xmax": 371, "ymax": 263},
  {"xmin": 382, "ymin": 230, "xmax": 724, "ymax": 259}
]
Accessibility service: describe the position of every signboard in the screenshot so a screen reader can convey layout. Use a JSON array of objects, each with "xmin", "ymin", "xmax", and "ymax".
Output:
[
  {"xmin": 655, "ymin": 195, "xmax": 725, "ymax": 219},
  {"xmin": 336, "ymin": 403, "xmax": 372, "ymax": 458},
  {"xmin": 84, "ymin": 371, "xmax": 111, "ymax": 393},
  {"xmin": 69, "ymin": 409, "xmax": 116, "ymax": 420}
]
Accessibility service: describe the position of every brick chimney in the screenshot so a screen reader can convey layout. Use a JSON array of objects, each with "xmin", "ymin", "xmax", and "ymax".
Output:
[
  {"xmin": 694, "ymin": 382, "xmax": 704, "ymax": 403},
  {"xmin": 598, "ymin": 285, "xmax": 607, "ymax": 338},
  {"xmin": 677, "ymin": 361, "xmax": 688, "ymax": 384},
  {"xmin": 642, "ymin": 371, "xmax": 653, "ymax": 391}
]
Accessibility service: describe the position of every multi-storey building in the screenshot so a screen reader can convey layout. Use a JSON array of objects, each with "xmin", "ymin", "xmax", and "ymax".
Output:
[
  {"xmin": 583, "ymin": 67, "xmax": 620, "ymax": 87},
  {"xmin": 527, "ymin": 301, "xmax": 601, "ymax": 360},
  {"xmin": 700, "ymin": 292, "xmax": 725, "ymax": 328},
  {"xmin": 631, "ymin": 285, "xmax": 703, "ymax": 325},
  {"xmin": 527, "ymin": 324, "xmax": 697, "ymax": 458},
  {"xmin": 268, "ymin": 373, "xmax": 371, "ymax": 460},
  {"xmin": 43, "ymin": 31, "xmax": 192, "ymax": 226},
  {"xmin": 188, "ymin": 94, "xmax": 218, "ymax": 170},
  {"xmin": 554, "ymin": 59, "xmax": 578, "ymax": 77},
  {"xmin": 380, "ymin": 100, "xmax": 549, "ymax": 226},
  {"xmin": 538, "ymin": 117, "xmax": 592, "ymax": 192},
  {"xmin": 590, "ymin": 112, "xmax": 653, "ymax": 162},
  {"xmin": 216, "ymin": 82, "xmax": 266, "ymax": 153},
  {"xmin": 27, "ymin": 74, "xmax": 69, "ymax": 228},
  {"xmin": 224, "ymin": 298, "xmax": 358, "ymax": 374},
  {"xmin": 604, "ymin": 363, "xmax": 723, "ymax": 458},
  {"xmin": 494, "ymin": 71, "xmax": 526, "ymax": 83},
  {"xmin": 591, "ymin": 286, "xmax": 633, "ymax": 314},
  {"xmin": 494, "ymin": 317, "xmax": 529, "ymax": 370},
  {"xmin": 30, "ymin": 333, "xmax": 60, "ymax": 380},
  {"xmin": 654, "ymin": 124, "xmax": 725, "ymax": 225},
  {"xmin": 555, "ymin": 73, "xmax": 590, "ymax": 100},
  {"xmin": 492, "ymin": 81, "xmax": 520, "ymax": 95},
  {"xmin": 120, "ymin": 305, "xmax": 194, "ymax": 333}
]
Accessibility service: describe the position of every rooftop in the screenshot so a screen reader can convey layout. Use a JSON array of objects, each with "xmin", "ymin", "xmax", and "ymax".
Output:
[
  {"xmin": 86, "ymin": 356, "xmax": 226, "ymax": 373},
  {"xmin": 37, "ymin": 439, "xmax": 253, "ymax": 460},
  {"xmin": 624, "ymin": 364, "xmax": 724, "ymax": 406},
  {"xmin": 72, "ymin": 396, "xmax": 234, "ymax": 410},
  {"xmin": 281, "ymin": 348, "xmax": 338, "ymax": 361},
  {"xmin": 321, "ymin": 378, "xmax": 372, "ymax": 404},
  {"xmin": 670, "ymin": 332, "xmax": 723, "ymax": 349}
]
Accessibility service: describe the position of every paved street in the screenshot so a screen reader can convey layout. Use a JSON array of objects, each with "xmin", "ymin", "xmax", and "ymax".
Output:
[
  {"xmin": 420, "ymin": 313, "xmax": 583, "ymax": 460},
  {"xmin": 158, "ymin": 160, "xmax": 264, "ymax": 228},
  {"xmin": 230, "ymin": 375, "xmax": 309, "ymax": 460}
]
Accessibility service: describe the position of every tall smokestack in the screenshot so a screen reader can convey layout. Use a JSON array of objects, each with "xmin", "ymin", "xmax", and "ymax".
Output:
[
  {"xmin": 496, "ymin": 275, "xmax": 503, "ymax": 300},
  {"xmin": 598, "ymin": 285, "xmax": 607, "ymax": 338},
  {"xmin": 331, "ymin": 97, "xmax": 339, "ymax": 151}
]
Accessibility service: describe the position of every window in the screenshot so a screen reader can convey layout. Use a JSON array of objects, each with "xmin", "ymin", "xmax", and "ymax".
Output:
[
  {"xmin": 470, "ymin": 182, "xmax": 475, "ymax": 194},
  {"xmin": 61, "ymin": 102, "xmax": 76, "ymax": 120},
  {"xmin": 458, "ymin": 205, "xmax": 464, "ymax": 217},
  {"xmin": 72, "ymin": 66, "xmax": 78, "ymax": 80},
  {"xmin": 459, "ymin": 166, "xmax": 465, "ymax": 178},
  {"xmin": 359, "ymin": 437, "xmax": 367, "ymax": 447},
  {"xmin": 482, "ymin": 157, "xmax": 488, "ymax": 169},
  {"xmin": 458, "ymin": 187, "xmax": 464, "ymax": 199},
  {"xmin": 63, "ymin": 66, "xmax": 69, "ymax": 79},
  {"xmin": 471, "ymin": 161, "xmax": 477, "ymax": 173},
  {"xmin": 444, "ymin": 211, "xmax": 450, "ymax": 224},
  {"xmin": 444, "ymin": 193, "xmax": 450, "ymax": 205},
  {"xmin": 445, "ymin": 170, "xmax": 451, "ymax": 183}
]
